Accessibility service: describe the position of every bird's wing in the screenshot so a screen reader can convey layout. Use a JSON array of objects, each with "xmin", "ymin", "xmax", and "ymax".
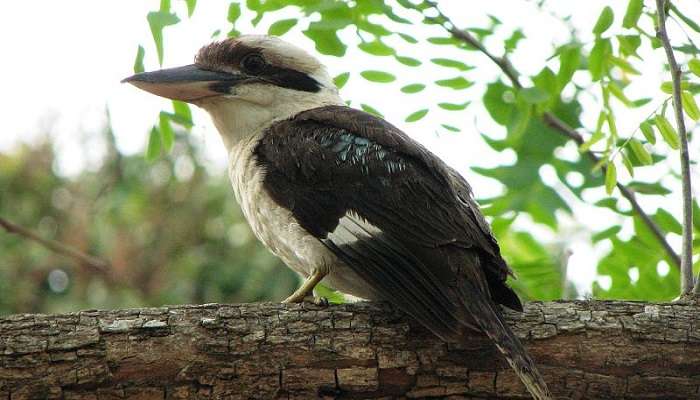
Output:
[{"xmin": 255, "ymin": 106, "xmax": 521, "ymax": 333}]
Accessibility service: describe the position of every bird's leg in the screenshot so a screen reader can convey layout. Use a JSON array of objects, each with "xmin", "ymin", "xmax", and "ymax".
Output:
[{"xmin": 282, "ymin": 267, "xmax": 327, "ymax": 304}]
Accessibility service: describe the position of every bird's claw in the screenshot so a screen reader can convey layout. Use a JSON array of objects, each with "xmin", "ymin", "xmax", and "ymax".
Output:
[
  {"xmin": 312, "ymin": 295, "xmax": 329, "ymax": 307},
  {"xmin": 282, "ymin": 293, "xmax": 329, "ymax": 307}
]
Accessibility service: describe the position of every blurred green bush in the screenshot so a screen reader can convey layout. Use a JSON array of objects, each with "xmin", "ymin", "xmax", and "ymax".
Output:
[{"xmin": 0, "ymin": 127, "xmax": 298, "ymax": 315}]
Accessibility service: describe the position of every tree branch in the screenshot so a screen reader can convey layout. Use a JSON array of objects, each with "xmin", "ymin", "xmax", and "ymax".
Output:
[
  {"xmin": 2, "ymin": 301, "xmax": 700, "ymax": 399},
  {"xmin": 654, "ymin": 0, "xmax": 694, "ymax": 295},
  {"xmin": 0, "ymin": 216, "xmax": 110, "ymax": 275},
  {"xmin": 424, "ymin": 2, "xmax": 682, "ymax": 269}
]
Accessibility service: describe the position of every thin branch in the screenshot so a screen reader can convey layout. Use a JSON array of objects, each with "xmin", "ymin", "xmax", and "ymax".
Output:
[
  {"xmin": 655, "ymin": 0, "xmax": 694, "ymax": 294},
  {"xmin": 0, "ymin": 216, "xmax": 110, "ymax": 275},
  {"xmin": 422, "ymin": 2, "xmax": 682, "ymax": 269}
]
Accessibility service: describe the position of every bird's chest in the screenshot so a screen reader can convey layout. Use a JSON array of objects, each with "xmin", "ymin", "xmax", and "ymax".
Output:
[{"xmin": 227, "ymin": 136, "xmax": 332, "ymax": 277}]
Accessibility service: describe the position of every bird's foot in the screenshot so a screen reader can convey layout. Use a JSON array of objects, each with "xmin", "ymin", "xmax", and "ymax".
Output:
[
  {"xmin": 282, "ymin": 293, "xmax": 329, "ymax": 307},
  {"xmin": 309, "ymin": 295, "xmax": 329, "ymax": 307}
]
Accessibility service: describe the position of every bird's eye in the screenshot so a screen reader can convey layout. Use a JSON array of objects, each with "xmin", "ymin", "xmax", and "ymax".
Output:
[{"xmin": 241, "ymin": 54, "xmax": 266, "ymax": 75}]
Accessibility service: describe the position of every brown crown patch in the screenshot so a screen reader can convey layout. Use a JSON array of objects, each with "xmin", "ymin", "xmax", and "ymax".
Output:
[{"xmin": 194, "ymin": 39, "xmax": 261, "ymax": 71}]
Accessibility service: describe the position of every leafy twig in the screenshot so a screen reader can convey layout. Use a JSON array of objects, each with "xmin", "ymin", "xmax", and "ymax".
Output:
[
  {"xmin": 420, "ymin": 1, "xmax": 682, "ymax": 269},
  {"xmin": 655, "ymin": 0, "xmax": 694, "ymax": 295},
  {"xmin": 0, "ymin": 216, "xmax": 110, "ymax": 275}
]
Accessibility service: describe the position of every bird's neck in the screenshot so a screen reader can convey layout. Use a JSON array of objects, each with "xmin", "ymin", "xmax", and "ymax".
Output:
[{"xmin": 200, "ymin": 88, "xmax": 343, "ymax": 151}]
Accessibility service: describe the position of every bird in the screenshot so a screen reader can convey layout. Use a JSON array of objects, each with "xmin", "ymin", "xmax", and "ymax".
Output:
[{"xmin": 123, "ymin": 34, "xmax": 552, "ymax": 399}]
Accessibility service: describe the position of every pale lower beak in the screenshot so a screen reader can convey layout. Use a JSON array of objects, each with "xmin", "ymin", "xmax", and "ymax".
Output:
[{"xmin": 122, "ymin": 64, "xmax": 244, "ymax": 102}]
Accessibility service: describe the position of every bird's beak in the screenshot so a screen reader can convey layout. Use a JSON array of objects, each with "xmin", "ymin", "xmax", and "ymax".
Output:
[{"xmin": 122, "ymin": 64, "xmax": 244, "ymax": 102}]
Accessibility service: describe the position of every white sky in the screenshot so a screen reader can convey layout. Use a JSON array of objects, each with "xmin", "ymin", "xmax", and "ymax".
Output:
[{"xmin": 0, "ymin": 1, "xmax": 697, "ymax": 296}]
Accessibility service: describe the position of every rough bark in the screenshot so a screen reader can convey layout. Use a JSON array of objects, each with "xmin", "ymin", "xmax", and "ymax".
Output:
[{"xmin": 1, "ymin": 300, "xmax": 700, "ymax": 399}]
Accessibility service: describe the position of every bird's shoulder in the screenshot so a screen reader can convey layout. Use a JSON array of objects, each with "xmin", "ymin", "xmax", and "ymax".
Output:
[{"xmin": 257, "ymin": 105, "xmax": 447, "ymax": 181}]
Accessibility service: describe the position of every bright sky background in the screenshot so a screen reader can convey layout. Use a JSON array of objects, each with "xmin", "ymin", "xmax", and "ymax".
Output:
[{"xmin": 1, "ymin": 1, "xmax": 697, "ymax": 296}]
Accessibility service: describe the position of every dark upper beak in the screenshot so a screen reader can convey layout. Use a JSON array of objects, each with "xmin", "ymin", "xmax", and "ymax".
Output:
[{"xmin": 122, "ymin": 64, "xmax": 244, "ymax": 102}]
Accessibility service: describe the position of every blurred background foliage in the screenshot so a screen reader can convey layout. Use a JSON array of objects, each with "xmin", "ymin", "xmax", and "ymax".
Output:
[
  {"xmin": 2, "ymin": 0, "xmax": 699, "ymax": 314},
  {"xmin": 0, "ymin": 126, "xmax": 297, "ymax": 314}
]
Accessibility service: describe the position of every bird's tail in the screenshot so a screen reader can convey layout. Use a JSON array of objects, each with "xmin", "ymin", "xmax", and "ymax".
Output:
[{"xmin": 459, "ymin": 287, "xmax": 552, "ymax": 400}]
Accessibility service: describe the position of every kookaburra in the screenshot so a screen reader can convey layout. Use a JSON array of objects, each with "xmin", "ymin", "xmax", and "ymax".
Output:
[{"xmin": 124, "ymin": 35, "xmax": 551, "ymax": 399}]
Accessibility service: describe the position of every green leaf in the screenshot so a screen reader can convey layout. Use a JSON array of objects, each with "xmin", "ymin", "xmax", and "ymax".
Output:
[
  {"xmin": 606, "ymin": 110, "xmax": 618, "ymax": 137},
  {"xmin": 147, "ymin": 11, "xmax": 180, "ymax": 65},
  {"xmin": 617, "ymin": 35, "xmax": 641, "ymax": 58},
  {"xmin": 581, "ymin": 111, "xmax": 607, "ymax": 152},
  {"xmin": 504, "ymin": 29, "xmax": 525, "ymax": 53},
  {"xmin": 398, "ymin": 32, "xmax": 418, "ymax": 44},
  {"xmin": 441, "ymin": 124, "xmax": 460, "ymax": 132},
  {"xmin": 631, "ymin": 98, "xmax": 652, "ymax": 108},
  {"xmin": 581, "ymin": 129, "xmax": 604, "ymax": 152},
  {"xmin": 172, "ymin": 100, "xmax": 193, "ymax": 127},
  {"xmin": 532, "ymin": 67, "xmax": 558, "ymax": 100},
  {"xmin": 184, "ymin": 0, "xmax": 196, "ymax": 17},
  {"xmin": 681, "ymin": 91, "xmax": 700, "ymax": 120},
  {"xmin": 655, "ymin": 209, "xmax": 682, "ymax": 234},
  {"xmin": 395, "ymin": 55, "xmax": 421, "ymax": 66},
  {"xmin": 621, "ymin": 153, "xmax": 634, "ymax": 176},
  {"xmin": 359, "ymin": 40, "xmax": 395, "ymax": 56},
  {"xmin": 520, "ymin": 87, "xmax": 549, "ymax": 104},
  {"xmin": 159, "ymin": 113, "xmax": 174, "ymax": 151},
  {"xmin": 589, "ymin": 38, "xmax": 612, "ymax": 81},
  {"xmin": 592, "ymin": 226, "xmax": 622, "ymax": 242},
  {"xmin": 401, "ymin": 83, "xmax": 426, "ymax": 93},
  {"xmin": 360, "ymin": 104, "xmax": 383, "ymax": 117},
  {"xmin": 610, "ymin": 56, "xmax": 640, "ymax": 75},
  {"xmin": 435, "ymin": 77, "xmax": 473, "ymax": 90},
  {"xmin": 483, "ymin": 82, "xmax": 513, "ymax": 125},
  {"xmin": 622, "ymin": 0, "xmax": 643, "ymax": 28},
  {"xmin": 333, "ymin": 72, "xmax": 350, "ymax": 89},
  {"xmin": 669, "ymin": 4, "xmax": 700, "ymax": 33},
  {"xmin": 427, "ymin": 36, "xmax": 459, "ymax": 45},
  {"xmin": 133, "ymin": 45, "xmax": 145, "ymax": 73},
  {"xmin": 605, "ymin": 163, "xmax": 617, "ymax": 195},
  {"xmin": 640, "ymin": 121, "xmax": 656, "ymax": 144},
  {"xmin": 430, "ymin": 58, "xmax": 473, "ymax": 71},
  {"xmin": 593, "ymin": 6, "xmax": 614, "ymax": 35},
  {"xmin": 405, "ymin": 109, "xmax": 429, "ymax": 122},
  {"xmin": 438, "ymin": 101, "xmax": 470, "ymax": 111},
  {"xmin": 654, "ymin": 114, "xmax": 680, "ymax": 149},
  {"xmin": 629, "ymin": 139, "xmax": 652, "ymax": 165},
  {"xmin": 690, "ymin": 59, "xmax": 700, "ymax": 77},
  {"xmin": 146, "ymin": 127, "xmax": 162, "ymax": 161},
  {"xmin": 507, "ymin": 103, "xmax": 531, "ymax": 140},
  {"xmin": 608, "ymin": 82, "xmax": 631, "ymax": 106},
  {"xmin": 268, "ymin": 18, "xmax": 297, "ymax": 36},
  {"xmin": 356, "ymin": 20, "xmax": 392, "ymax": 36},
  {"xmin": 557, "ymin": 45, "xmax": 581, "ymax": 89},
  {"xmin": 360, "ymin": 70, "xmax": 396, "ymax": 83},
  {"xmin": 660, "ymin": 82, "xmax": 673, "ymax": 94},
  {"xmin": 627, "ymin": 181, "xmax": 671, "ymax": 195},
  {"xmin": 227, "ymin": 2, "xmax": 240, "ymax": 23},
  {"xmin": 303, "ymin": 27, "xmax": 346, "ymax": 56},
  {"xmin": 595, "ymin": 197, "xmax": 622, "ymax": 212}
]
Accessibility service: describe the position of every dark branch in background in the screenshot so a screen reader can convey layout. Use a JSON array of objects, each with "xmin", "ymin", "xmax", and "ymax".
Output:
[
  {"xmin": 543, "ymin": 114, "xmax": 681, "ymax": 269},
  {"xmin": 0, "ymin": 216, "xmax": 110, "ymax": 275},
  {"xmin": 420, "ymin": 1, "xmax": 681, "ymax": 269},
  {"xmin": 655, "ymin": 0, "xmax": 695, "ymax": 294}
]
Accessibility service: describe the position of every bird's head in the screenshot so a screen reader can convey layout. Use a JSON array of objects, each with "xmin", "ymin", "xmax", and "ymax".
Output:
[{"xmin": 123, "ymin": 35, "xmax": 342, "ymax": 148}]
